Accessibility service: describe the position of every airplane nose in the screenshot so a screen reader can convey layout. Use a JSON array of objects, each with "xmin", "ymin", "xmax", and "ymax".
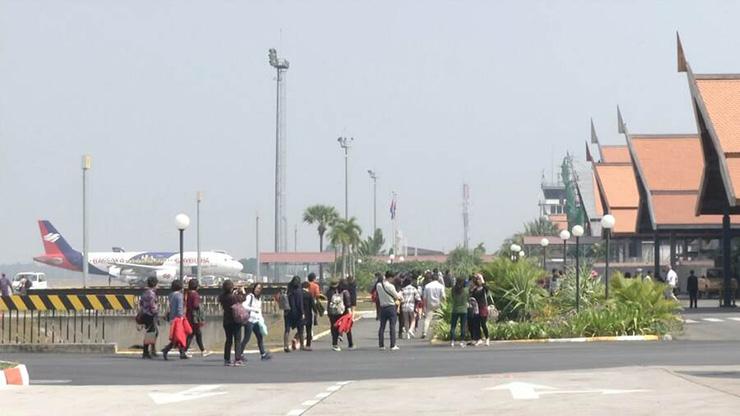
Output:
[{"xmin": 233, "ymin": 261, "xmax": 243, "ymax": 272}]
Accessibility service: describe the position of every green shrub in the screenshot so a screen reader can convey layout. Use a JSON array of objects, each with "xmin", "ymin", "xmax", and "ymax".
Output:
[
  {"xmin": 485, "ymin": 258, "xmax": 547, "ymax": 321},
  {"xmin": 552, "ymin": 265, "xmax": 604, "ymax": 311}
]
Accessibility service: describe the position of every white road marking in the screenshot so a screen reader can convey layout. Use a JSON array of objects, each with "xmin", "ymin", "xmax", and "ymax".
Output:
[
  {"xmin": 31, "ymin": 380, "xmax": 71, "ymax": 384},
  {"xmin": 286, "ymin": 381, "xmax": 352, "ymax": 416},
  {"xmin": 486, "ymin": 381, "xmax": 650, "ymax": 400},
  {"xmin": 702, "ymin": 318, "xmax": 724, "ymax": 322},
  {"xmin": 683, "ymin": 319, "xmax": 699, "ymax": 323},
  {"xmin": 149, "ymin": 385, "xmax": 226, "ymax": 405},
  {"xmin": 727, "ymin": 317, "xmax": 740, "ymax": 322}
]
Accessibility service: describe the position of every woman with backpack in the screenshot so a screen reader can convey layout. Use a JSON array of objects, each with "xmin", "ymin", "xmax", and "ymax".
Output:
[
  {"xmin": 138, "ymin": 276, "xmax": 159, "ymax": 359},
  {"xmin": 284, "ymin": 275, "xmax": 305, "ymax": 353},
  {"xmin": 238, "ymin": 282, "xmax": 271, "ymax": 361},
  {"xmin": 469, "ymin": 273, "xmax": 490, "ymax": 346},
  {"xmin": 326, "ymin": 278, "xmax": 353, "ymax": 351},
  {"xmin": 450, "ymin": 278, "xmax": 468, "ymax": 348},
  {"xmin": 218, "ymin": 279, "xmax": 245, "ymax": 366},
  {"xmin": 161, "ymin": 280, "xmax": 190, "ymax": 360},
  {"xmin": 185, "ymin": 279, "xmax": 207, "ymax": 357}
]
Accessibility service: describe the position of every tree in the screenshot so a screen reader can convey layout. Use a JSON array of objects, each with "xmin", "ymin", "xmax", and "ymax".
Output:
[
  {"xmin": 446, "ymin": 246, "xmax": 483, "ymax": 279},
  {"xmin": 523, "ymin": 217, "xmax": 560, "ymax": 236},
  {"xmin": 328, "ymin": 217, "xmax": 363, "ymax": 277},
  {"xmin": 358, "ymin": 228, "xmax": 385, "ymax": 257},
  {"xmin": 303, "ymin": 205, "xmax": 340, "ymax": 284}
]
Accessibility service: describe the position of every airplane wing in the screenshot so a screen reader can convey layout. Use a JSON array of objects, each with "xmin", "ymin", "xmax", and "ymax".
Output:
[{"xmin": 113, "ymin": 262, "xmax": 168, "ymax": 275}]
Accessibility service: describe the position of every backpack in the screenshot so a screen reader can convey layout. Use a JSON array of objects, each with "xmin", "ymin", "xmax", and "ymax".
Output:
[
  {"xmin": 328, "ymin": 291, "xmax": 346, "ymax": 316},
  {"xmin": 275, "ymin": 290, "xmax": 291, "ymax": 311},
  {"xmin": 231, "ymin": 302, "xmax": 250, "ymax": 324}
]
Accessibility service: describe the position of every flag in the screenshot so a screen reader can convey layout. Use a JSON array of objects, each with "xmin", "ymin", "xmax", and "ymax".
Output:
[{"xmin": 390, "ymin": 194, "xmax": 397, "ymax": 220}]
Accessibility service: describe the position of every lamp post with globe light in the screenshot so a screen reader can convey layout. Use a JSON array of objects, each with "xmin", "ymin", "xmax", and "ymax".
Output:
[
  {"xmin": 540, "ymin": 238, "xmax": 549, "ymax": 271},
  {"xmin": 572, "ymin": 225, "xmax": 585, "ymax": 312},
  {"xmin": 175, "ymin": 214, "xmax": 191, "ymax": 284},
  {"xmin": 510, "ymin": 243, "xmax": 522, "ymax": 262},
  {"xmin": 559, "ymin": 230, "xmax": 571, "ymax": 271},
  {"xmin": 601, "ymin": 214, "xmax": 616, "ymax": 299}
]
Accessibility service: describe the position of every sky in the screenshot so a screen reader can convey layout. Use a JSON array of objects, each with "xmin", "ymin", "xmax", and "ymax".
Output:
[{"xmin": 1, "ymin": 0, "xmax": 739, "ymax": 264}]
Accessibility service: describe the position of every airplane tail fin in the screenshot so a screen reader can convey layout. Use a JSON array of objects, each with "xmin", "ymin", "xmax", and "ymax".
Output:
[{"xmin": 38, "ymin": 220, "xmax": 79, "ymax": 258}]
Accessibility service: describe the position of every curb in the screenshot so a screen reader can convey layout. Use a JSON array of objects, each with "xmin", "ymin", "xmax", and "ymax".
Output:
[
  {"xmin": 0, "ymin": 363, "xmax": 29, "ymax": 386},
  {"xmin": 0, "ymin": 343, "xmax": 117, "ymax": 354},
  {"xmin": 431, "ymin": 334, "xmax": 661, "ymax": 345}
]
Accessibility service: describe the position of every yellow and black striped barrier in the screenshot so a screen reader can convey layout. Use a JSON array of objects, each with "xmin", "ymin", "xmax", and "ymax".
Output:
[{"xmin": 0, "ymin": 294, "xmax": 136, "ymax": 311}]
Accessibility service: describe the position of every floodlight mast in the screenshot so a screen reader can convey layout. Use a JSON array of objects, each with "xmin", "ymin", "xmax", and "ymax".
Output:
[{"xmin": 268, "ymin": 48, "xmax": 290, "ymax": 281}]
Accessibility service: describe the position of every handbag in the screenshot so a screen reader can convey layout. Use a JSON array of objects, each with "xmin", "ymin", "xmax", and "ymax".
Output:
[
  {"xmin": 192, "ymin": 308, "xmax": 206, "ymax": 325},
  {"xmin": 486, "ymin": 293, "xmax": 499, "ymax": 322},
  {"xmin": 135, "ymin": 311, "xmax": 145, "ymax": 325},
  {"xmin": 257, "ymin": 320, "xmax": 268, "ymax": 336}
]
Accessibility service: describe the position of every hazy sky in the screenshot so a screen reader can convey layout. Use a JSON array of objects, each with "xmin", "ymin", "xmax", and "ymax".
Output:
[{"xmin": 1, "ymin": 1, "xmax": 738, "ymax": 264}]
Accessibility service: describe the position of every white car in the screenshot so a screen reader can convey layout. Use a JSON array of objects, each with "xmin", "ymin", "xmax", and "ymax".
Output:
[{"xmin": 12, "ymin": 272, "xmax": 48, "ymax": 293}]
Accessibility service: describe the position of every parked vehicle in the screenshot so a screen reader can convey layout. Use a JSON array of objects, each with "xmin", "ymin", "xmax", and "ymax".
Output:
[{"xmin": 12, "ymin": 272, "xmax": 48, "ymax": 292}]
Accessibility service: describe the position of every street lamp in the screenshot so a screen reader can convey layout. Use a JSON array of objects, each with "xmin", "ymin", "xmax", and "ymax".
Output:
[
  {"xmin": 399, "ymin": 256, "xmax": 405, "ymax": 263},
  {"xmin": 572, "ymin": 225, "xmax": 585, "ymax": 312},
  {"xmin": 510, "ymin": 243, "xmax": 522, "ymax": 262},
  {"xmin": 540, "ymin": 238, "xmax": 549, "ymax": 271},
  {"xmin": 368, "ymin": 170, "xmax": 378, "ymax": 233},
  {"xmin": 559, "ymin": 230, "xmax": 571, "ymax": 271},
  {"xmin": 601, "ymin": 214, "xmax": 616, "ymax": 299},
  {"xmin": 337, "ymin": 137, "xmax": 354, "ymax": 219},
  {"xmin": 175, "ymin": 213, "xmax": 190, "ymax": 284},
  {"xmin": 82, "ymin": 155, "xmax": 92, "ymax": 288},
  {"xmin": 196, "ymin": 192, "xmax": 203, "ymax": 282}
]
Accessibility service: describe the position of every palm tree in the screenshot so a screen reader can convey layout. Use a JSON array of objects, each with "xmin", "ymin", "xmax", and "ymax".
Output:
[
  {"xmin": 328, "ymin": 217, "xmax": 362, "ymax": 277},
  {"xmin": 303, "ymin": 205, "xmax": 340, "ymax": 284},
  {"xmin": 357, "ymin": 228, "xmax": 385, "ymax": 257}
]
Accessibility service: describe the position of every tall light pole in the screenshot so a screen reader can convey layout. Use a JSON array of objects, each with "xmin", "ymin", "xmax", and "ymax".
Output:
[
  {"xmin": 268, "ymin": 48, "xmax": 289, "ymax": 256},
  {"xmin": 572, "ymin": 225, "xmax": 584, "ymax": 312},
  {"xmin": 368, "ymin": 170, "xmax": 377, "ymax": 233},
  {"xmin": 338, "ymin": 137, "xmax": 354, "ymax": 219},
  {"xmin": 540, "ymin": 238, "xmax": 549, "ymax": 271},
  {"xmin": 256, "ymin": 213, "xmax": 261, "ymax": 282},
  {"xmin": 510, "ymin": 243, "xmax": 522, "ymax": 262},
  {"xmin": 196, "ymin": 192, "xmax": 203, "ymax": 282},
  {"xmin": 175, "ymin": 214, "xmax": 190, "ymax": 284},
  {"xmin": 559, "ymin": 229, "xmax": 571, "ymax": 272},
  {"xmin": 601, "ymin": 215, "xmax": 616, "ymax": 299},
  {"xmin": 82, "ymin": 155, "xmax": 92, "ymax": 289}
]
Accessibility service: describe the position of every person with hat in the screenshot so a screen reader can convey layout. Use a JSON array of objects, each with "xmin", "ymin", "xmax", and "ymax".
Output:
[{"xmin": 326, "ymin": 278, "xmax": 353, "ymax": 351}]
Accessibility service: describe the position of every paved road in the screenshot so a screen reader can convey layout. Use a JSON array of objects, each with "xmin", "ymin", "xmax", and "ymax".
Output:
[
  {"xmin": 4, "ymin": 318, "xmax": 740, "ymax": 386},
  {"xmin": 5, "ymin": 315, "xmax": 740, "ymax": 414}
]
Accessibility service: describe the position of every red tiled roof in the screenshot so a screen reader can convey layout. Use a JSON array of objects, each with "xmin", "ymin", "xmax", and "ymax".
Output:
[{"xmin": 601, "ymin": 146, "xmax": 631, "ymax": 163}]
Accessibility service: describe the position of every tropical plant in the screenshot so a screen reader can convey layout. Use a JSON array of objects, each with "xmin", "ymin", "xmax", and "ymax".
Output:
[
  {"xmin": 446, "ymin": 246, "xmax": 483, "ymax": 279},
  {"xmin": 328, "ymin": 217, "xmax": 363, "ymax": 277},
  {"xmin": 552, "ymin": 264, "xmax": 604, "ymax": 312},
  {"xmin": 303, "ymin": 205, "xmax": 340, "ymax": 282},
  {"xmin": 357, "ymin": 228, "xmax": 385, "ymax": 257},
  {"xmin": 523, "ymin": 217, "xmax": 560, "ymax": 236},
  {"xmin": 486, "ymin": 257, "xmax": 547, "ymax": 321},
  {"xmin": 609, "ymin": 275, "xmax": 682, "ymax": 324}
]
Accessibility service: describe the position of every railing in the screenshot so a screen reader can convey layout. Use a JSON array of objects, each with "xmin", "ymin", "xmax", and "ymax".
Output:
[{"xmin": 0, "ymin": 285, "xmax": 286, "ymax": 345}]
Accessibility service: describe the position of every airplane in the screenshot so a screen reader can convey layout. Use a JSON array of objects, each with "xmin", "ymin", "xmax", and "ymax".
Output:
[{"xmin": 33, "ymin": 220, "xmax": 243, "ymax": 285}]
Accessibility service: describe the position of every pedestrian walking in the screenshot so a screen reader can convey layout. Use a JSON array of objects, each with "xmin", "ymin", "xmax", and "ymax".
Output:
[
  {"xmin": 0, "ymin": 273, "xmax": 11, "ymax": 297},
  {"xmin": 470, "ymin": 274, "xmax": 490, "ymax": 346},
  {"xmin": 443, "ymin": 269, "xmax": 454, "ymax": 288},
  {"xmin": 185, "ymin": 279, "xmax": 207, "ymax": 357},
  {"xmin": 239, "ymin": 283, "xmax": 271, "ymax": 361},
  {"xmin": 370, "ymin": 272, "xmax": 383, "ymax": 321},
  {"xmin": 326, "ymin": 278, "xmax": 354, "ymax": 351},
  {"xmin": 138, "ymin": 276, "xmax": 159, "ymax": 359},
  {"xmin": 218, "ymin": 279, "xmax": 245, "ymax": 366},
  {"xmin": 284, "ymin": 276, "xmax": 305, "ymax": 352},
  {"xmin": 377, "ymin": 271, "xmax": 403, "ymax": 351},
  {"xmin": 300, "ymin": 281, "xmax": 316, "ymax": 350},
  {"xmin": 400, "ymin": 276, "xmax": 421, "ymax": 339},
  {"xmin": 421, "ymin": 273, "xmax": 446, "ymax": 339},
  {"xmin": 345, "ymin": 275, "xmax": 358, "ymax": 312},
  {"xmin": 687, "ymin": 270, "xmax": 698, "ymax": 309},
  {"xmin": 161, "ymin": 280, "xmax": 190, "ymax": 360},
  {"xmin": 450, "ymin": 278, "xmax": 468, "ymax": 348},
  {"xmin": 665, "ymin": 266, "xmax": 679, "ymax": 301}
]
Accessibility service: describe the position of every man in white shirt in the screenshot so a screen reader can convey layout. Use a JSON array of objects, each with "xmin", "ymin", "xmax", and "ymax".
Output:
[
  {"xmin": 421, "ymin": 275, "xmax": 446, "ymax": 339},
  {"xmin": 666, "ymin": 266, "xmax": 679, "ymax": 301}
]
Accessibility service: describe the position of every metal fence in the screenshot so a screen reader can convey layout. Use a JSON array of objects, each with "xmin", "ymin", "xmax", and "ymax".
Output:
[{"xmin": 0, "ymin": 285, "xmax": 285, "ymax": 345}]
